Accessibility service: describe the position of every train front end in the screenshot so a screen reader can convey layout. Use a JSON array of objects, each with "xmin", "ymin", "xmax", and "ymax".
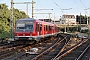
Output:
[{"xmin": 14, "ymin": 18, "xmax": 36, "ymax": 42}]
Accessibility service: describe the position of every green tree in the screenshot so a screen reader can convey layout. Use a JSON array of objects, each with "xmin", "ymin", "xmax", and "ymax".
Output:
[{"xmin": 0, "ymin": 4, "xmax": 29, "ymax": 38}]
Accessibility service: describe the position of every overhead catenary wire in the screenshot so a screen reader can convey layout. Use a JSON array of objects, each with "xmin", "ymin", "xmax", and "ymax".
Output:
[
  {"xmin": 52, "ymin": 0, "xmax": 64, "ymax": 13},
  {"xmin": 80, "ymin": 0, "xmax": 85, "ymax": 8},
  {"xmin": 34, "ymin": 0, "xmax": 53, "ymax": 19},
  {"xmin": 79, "ymin": 0, "xmax": 88, "ymax": 15},
  {"xmin": 73, "ymin": 0, "xmax": 77, "ymax": 4}
]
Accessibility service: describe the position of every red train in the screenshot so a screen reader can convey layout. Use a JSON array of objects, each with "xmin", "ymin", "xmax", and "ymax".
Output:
[{"xmin": 14, "ymin": 18, "xmax": 60, "ymax": 43}]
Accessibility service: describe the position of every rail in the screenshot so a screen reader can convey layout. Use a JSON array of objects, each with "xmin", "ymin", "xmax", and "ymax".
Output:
[
  {"xmin": 32, "ymin": 35, "xmax": 68, "ymax": 60},
  {"xmin": 76, "ymin": 44, "xmax": 90, "ymax": 60},
  {"xmin": 52, "ymin": 35, "xmax": 70, "ymax": 60},
  {"xmin": 55, "ymin": 38, "xmax": 88, "ymax": 60}
]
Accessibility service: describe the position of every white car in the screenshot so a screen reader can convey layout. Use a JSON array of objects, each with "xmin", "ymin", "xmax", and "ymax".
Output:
[{"xmin": 26, "ymin": 48, "xmax": 39, "ymax": 54}]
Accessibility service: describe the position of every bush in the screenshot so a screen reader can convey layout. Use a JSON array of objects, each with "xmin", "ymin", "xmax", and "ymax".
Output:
[
  {"xmin": 81, "ymin": 29, "xmax": 89, "ymax": 33},
  {"xmin": 0, "ymin": 32, "xmax": 10, "ymax": 38},
  {"xmin": 60, "ymin": 28, "xmax": 64, "ymax": 32}
]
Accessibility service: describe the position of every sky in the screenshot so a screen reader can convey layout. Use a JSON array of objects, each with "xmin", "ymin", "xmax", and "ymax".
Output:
[{"xmin": 1, "ymin": 0, "xmax": 90, "ymax": 20}]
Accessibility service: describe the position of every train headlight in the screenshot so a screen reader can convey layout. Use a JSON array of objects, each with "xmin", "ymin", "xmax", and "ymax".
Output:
[
  {"xmin": 52, "ymin": 33, "xmax": 54, "ymax": 35},
  {"xmin": 28, "ymin": 38, "xmax": 32, "ymax": 40},
  {"xmin": 30, "ymin": 34, "xmax": 32, "ymax": 36},
  {"xmin": 15, "ymin": 37, "xmax": 19, "ymax": 40}
]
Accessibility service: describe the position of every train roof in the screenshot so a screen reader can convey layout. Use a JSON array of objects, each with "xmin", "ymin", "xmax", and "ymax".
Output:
[
  {"xmin": 16, "ymin": 18, "xmax": 56, "ymax": 26},
  {"xmin": 36, "ymin": 19, "xmax": 55, "ymax": 26},
  {"xmin": 17, "ymin": 18, "xmax": 35, "ymax": 21}
]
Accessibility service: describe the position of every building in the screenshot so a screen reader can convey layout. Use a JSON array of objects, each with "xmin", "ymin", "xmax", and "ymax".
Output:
[{"xmin": 60, "ymin": 14, "xmax": 76, "ymax": 25}]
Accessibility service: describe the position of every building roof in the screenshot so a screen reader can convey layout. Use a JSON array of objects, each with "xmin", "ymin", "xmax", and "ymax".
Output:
[
  {"xmin": 62, "ymin": 14, "xmax": 75, "ymax": 19},
  {"xmin": 62, "ymin": 14, "xmax": 75, "ymax": 16}
]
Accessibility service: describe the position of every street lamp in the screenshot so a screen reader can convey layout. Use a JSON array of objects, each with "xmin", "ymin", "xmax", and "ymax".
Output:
[{"xmin": 61, "ymin": 8, "xmax": 72, "ymax": 33}]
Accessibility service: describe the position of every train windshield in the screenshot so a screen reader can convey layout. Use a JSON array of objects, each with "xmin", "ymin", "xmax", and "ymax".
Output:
[
  {"xmin": 25, "ymin": 24, "xmax": 33, "ymax": 31},
  {"xmin": 17, "ymin": 24, "xmax": 25, "ymax": 30},
  {"xmin": 16, "ymin": 21, "xmax": 34, "ymax": 32}
]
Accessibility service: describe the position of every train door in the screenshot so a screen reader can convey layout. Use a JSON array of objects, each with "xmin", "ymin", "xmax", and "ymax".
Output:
[
  {"xmin": 49, "ymin": 25, "xmax": 52, "ymax": 34},
  {"xmin": 36, "ymin": 23, "xmax": 39, "ymax": 36},
  {"xmin": 52, "ymin": 26, "xmax": 55, "ymax": 34},
  {"xmin": 39, "ymin": 24, "xmax": 42, "ymax": 35},
  {"xmin": 48, "ymin": 25, "xmax": 52, "ymax": 34},
  {"xmin": 46, "ymin": 25, "xmax": 48, "ymax": 34},
  {"xmin": 36, "ymin": 23, "xmax": 42, "ymax": 36}
]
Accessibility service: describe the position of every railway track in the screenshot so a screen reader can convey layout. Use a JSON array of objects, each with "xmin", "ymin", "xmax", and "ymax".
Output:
[
  {"xmin": 77, "ymin": 44, "xmax": 90, "ymax": 60},
  {"xmin": 59, "ymin": 37, "xmax": 88, "ymax": 60},
  {"xmin": 78, "ymin": 37, "xmax": 90, "ymax": 60},
  {"xmin": 76, "ymin": 41, "xmax": 90, "ymax": 60},
  {"xmin": 0, "ymin": 44, "xmax": 26, "ymax": 59},
  {"xmin": 32, "ymin": 35, "xmax": 69, "ymax": 60},
  {"xmin": 1, "ymin": 33, "xmax": 87, "ymax": 60},
  {"xmin": 1, "ymin": 35, "xmax": 60, "ymax": 60},
  {"xmin": 0, "ymin": 43, "xmax": 22, "ymax": 50},
  {"xmin": 4, "ymin": 34, "xmax": 71, "ymax": 60},
  {"xmin": 1, "ymin": 34, "xmax": 67, "ymax": 60}
]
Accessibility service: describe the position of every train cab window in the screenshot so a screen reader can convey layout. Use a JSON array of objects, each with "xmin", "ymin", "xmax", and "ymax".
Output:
[
  {"xmin": 17, "ymin": 24, "xmax": 25, "ymax": 29},
  {"xmin": 25, "ymin": 25, "xmax": 33, "ymax": 30}
]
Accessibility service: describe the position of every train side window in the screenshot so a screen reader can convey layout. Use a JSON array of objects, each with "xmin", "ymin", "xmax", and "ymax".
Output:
[
  {"xmin": 46, "ymin": 25, "xmax": 49, "ymax": 31},
  {"xmin": 50, "ymin": 26, "xmax": 51, "ymax": 30},
  {"xmin": 49, "ymin": 26, "xmax": 50, "ymax": 30},
  {"xmin": 40, "ymin": 24, "xmax": 42, "ymax": 31},
  {"xmin": 49, "ymin": 26, "xmax": 52, "ymax": 30},
  {"xmin": 44, "ymin": 25, "xmax": 46, "ymax": 31},
  {"xmin": 36, "ymin": 23, "xmax": 39, "ymax": 31},
  {"xmin": 46, "ymin": 25, "xmax": 47, "ymax": 31},
  {"xmin": 58, "ymin": 27, "xmax": 60, "ymax": 30},
  {"xmin": 52, "ymin": 26, "xmax": 54, "ymax": 30},
  {"xmin": 56, "ymin": 27, "xmax": 57, "ymax": 30},
  {"xmin": 48, "ymin": 26, "xmax": 49, "ymax": 30}
]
